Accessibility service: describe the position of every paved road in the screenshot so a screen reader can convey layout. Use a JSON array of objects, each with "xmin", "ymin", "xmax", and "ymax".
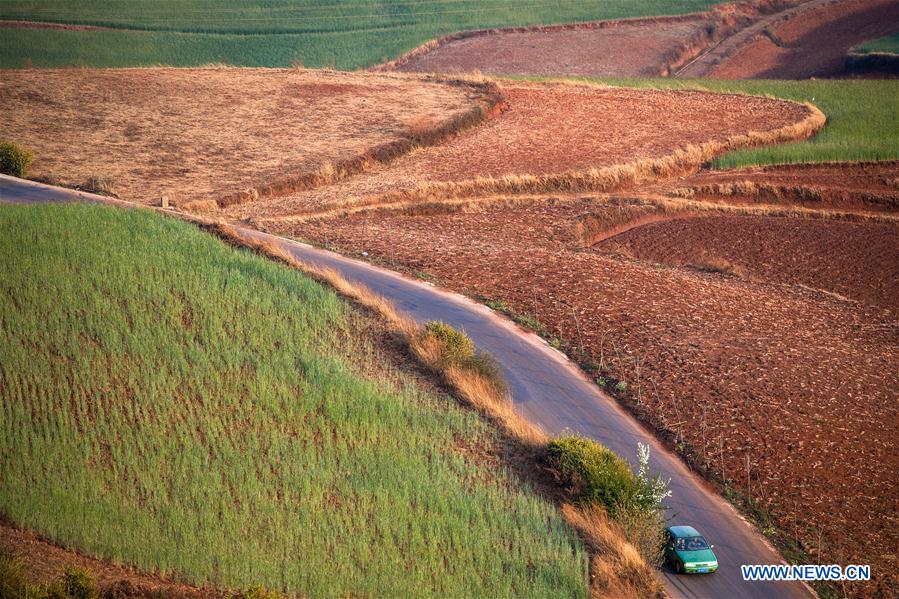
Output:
[{"xmin": 1, "ymin": 175, "xmax": 815, "ymax": 599}]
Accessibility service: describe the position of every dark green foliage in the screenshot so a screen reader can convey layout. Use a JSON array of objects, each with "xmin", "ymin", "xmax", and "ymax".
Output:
[{"xmin": 548, "ymin": 436, "xmax": 639, "ymax": 518}]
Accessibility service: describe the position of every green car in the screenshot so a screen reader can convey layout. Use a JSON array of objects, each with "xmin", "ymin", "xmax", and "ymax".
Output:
[{"xmin": 664, "ymin": 526, "xmax": 719, "ymax": 574}]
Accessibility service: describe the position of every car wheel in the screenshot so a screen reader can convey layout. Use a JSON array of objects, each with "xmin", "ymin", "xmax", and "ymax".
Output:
[{"xmin": 676, "ymin": 561, "xmax": 684, "ymax": 574}]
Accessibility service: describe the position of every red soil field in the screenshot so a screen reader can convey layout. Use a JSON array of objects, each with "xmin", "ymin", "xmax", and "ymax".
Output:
[
  {"xmin": 393, "ymin": 15, "xmax": 712, "ymax": 78},
  {"xmin": 594, "ymin": 214, "xmax": 899, "ymax": 310},
  {"xmin": 267, "ymin": 194, "xmax": 898, "ymax": 595},
  {"xmin": 388, "ymin": 0, "xmax": 811, "ymax": 79},
  {"xmin": 225, "ymin": 82, "xmax": 817, "ymax": 221},
  {"xmin": 706, "ymin": 0, "xmax": 899, "ymax": 78}
]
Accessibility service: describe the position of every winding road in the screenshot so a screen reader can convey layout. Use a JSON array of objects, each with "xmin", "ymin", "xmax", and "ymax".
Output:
[{"xmin": 1, "ymin": 174, "xmax": 815, "ymax": 599}]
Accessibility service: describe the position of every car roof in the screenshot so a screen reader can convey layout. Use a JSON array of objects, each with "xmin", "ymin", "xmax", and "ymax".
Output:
[{"xmin": 667, "ymin": 525, "xmax": 702, "ymax": 538}]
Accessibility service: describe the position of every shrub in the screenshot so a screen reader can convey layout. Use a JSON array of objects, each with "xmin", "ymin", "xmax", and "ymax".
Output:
[
  {"xmin": 424, "ymin": 320, "xmax": 475, "ymax": 364},
  {"xmin": 423, "ymin": 321, "xmax": 508, "ymax": 394},
  {"xmin": 464, "ymin": 350, "xmax": 508, "ymax": 395},
  {"xmin": 0, "ymin": 141, "xmax": 33, "ymax": 177},
  {"xmin": 0, "ymin": 554, "xmax": 98, "ymax": 599},
  {"xmin": 548, "ymin": 435, "xmax": 639, "ymax": 518},
  {"xmin": 548, "ymin": 437, "xmax": 670, "ymax": 519}
]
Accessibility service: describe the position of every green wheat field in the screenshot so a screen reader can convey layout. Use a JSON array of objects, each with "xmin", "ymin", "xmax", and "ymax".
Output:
[{"xmin": 0, "ymin": 203, "xmax": 589, "ymax": 597}]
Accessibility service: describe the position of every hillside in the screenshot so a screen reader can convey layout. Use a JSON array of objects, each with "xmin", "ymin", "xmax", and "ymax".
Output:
[{"xmin": 0, "ymin": 203, "xmax": 590, "ymax": 596}]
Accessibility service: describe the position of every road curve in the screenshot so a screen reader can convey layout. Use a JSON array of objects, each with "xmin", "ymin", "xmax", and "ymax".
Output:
[{"xmin": 0, "ymin": 175, "xmax": 815, "ymax": 599}]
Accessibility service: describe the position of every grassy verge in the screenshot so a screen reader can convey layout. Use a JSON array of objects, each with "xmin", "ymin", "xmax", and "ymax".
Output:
[
  {"xmin": 0, "ymin": 0, "xmax": 722, "ymax": 69},
  {"xmin": 855, "ymin": 32, "xmax": 899, "ymax": 54},
  {"xmin": 517, "ymin": 76, "xmax": 899, "ymax": 166},
  {"xmin": 0, "ymin": 204, "xmax": 590, "ymax": 596}
]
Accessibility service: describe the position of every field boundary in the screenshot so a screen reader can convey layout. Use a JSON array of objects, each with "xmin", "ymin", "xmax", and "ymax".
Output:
[
  {"xmin": 254, "ymin": 93, "xmax": 825, "ymax": 227},
  {"xmin": 183, "ymin": 76, "xmax": 505, "ymax": 213},
  {"xmin": 375, "ymin": 0, "xmax": 804, "ymax": 77}
]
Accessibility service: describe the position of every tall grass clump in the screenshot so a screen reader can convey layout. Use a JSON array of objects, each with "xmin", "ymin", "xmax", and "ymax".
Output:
[
  {"xmin": 0, "ymin": 204, "xmax": 589, "ymax": 597},
  {"xmin": 0, "ymin": 141, "xmax": 33, "ymax": 177}
]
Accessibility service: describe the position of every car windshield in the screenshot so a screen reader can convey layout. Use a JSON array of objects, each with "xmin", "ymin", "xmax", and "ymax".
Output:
[{"xmin": 676, "ymin": 536, "xmax": 710, "ymax": 551}]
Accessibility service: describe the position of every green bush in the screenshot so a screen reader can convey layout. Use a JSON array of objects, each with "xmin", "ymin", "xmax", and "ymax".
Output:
[
  {"xmin": 0, "ymin": 142, "xmax": 33, "ymax": 177},
  {"xmin": 59, "ymin": 568, "xmax": 98, "ymax": 599},
  {"xmin": 425, "ymin": 320, "xmax": 475, "ymax": 363},
  {"xmin": 548, "ymin": 435, "xmax": 639, "ymax": 517}
]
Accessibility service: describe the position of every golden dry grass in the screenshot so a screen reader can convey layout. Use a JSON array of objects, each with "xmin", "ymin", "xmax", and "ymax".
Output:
[
  {"xmin": 561, "ymin": 504, "xmax": 663, "ymax": 599},
  {"xmin": 0, "ymin": 67, "xmax": 491, "ymax": 206}
]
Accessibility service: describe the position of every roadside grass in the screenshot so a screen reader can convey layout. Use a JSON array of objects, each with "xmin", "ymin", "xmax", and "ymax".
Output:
[
  {"xmin": 855, "ymin": 32, "xmax": 899, "ymax": 54},
  {"xmin": 518, "ymin": 76, "xmax": 899, "ymax": 167},
  {"xmin": 0, "ymin": 204, "xmax": 590, "ymax": 596},
  {"xmin": 0, "ymin": 1, "xmax": 722, "ymax": 69}
]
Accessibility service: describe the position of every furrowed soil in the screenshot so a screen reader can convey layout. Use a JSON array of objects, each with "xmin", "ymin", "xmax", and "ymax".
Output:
[
  {"xmin": 224, "ymin": 82, "xmax": 815, "ymax": 221},
  {"xmin": 594, "ymin": 214, "xmax": 899, "ymax": 310},
  {"xmin": 269, "ymin": 190, "xmax": 899, "ymax": 595},
  {"xmin": 702, "ymin": 0, "xmax": 899, "ymax": 78},
  {"xmin": 0, "ymin": 67, "xmax": 488, "ymax": 206}
]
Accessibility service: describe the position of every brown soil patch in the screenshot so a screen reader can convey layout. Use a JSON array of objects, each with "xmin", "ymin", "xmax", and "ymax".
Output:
[
  {"xmin": 663, "ymin": 161, "xmax": 899, "ymax": 212},
  {"xmin": 224, "ymin": 82, "xmax": 816, "ymax": 221},
  {"xmin": 0, "ymin": 67, "xmax": 486, "ymax": 206},
  {"xmin": 393, "ymin": 15, "xmax": 712, "ymax": 78},
  {"xmin": 594, "ymin": 214, "xmax": 899, "ymax": 310},
  {"xmin": 705, "ymin": 0, "xmax": 899, "ymax": 78},
  {"xmin": 272, "ymin": 194, "xmax": 898, "ymax": 596},
  {"xmin": 1, "ymin": 520, "xmax": 216, "ymax": 597},
  {"xmin": 387, "ymin": 1, "xmax": 805, "ymax": 78}
]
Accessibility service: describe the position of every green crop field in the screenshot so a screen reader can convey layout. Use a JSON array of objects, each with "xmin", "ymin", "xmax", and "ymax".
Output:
[
  {"xmin": 0, "ymin": 204, "xmax": 589, "ymax": 596},
  {"xmin": 0, "ymin": 0, "xmax": 721, "ymax": 69},
  {"xmin": 522, "ymin": 76, "xmax": 899, "ymax": 167},
  {"xmin": 855, "ymin": 32, "xmax": 899, "ymax": 54}
]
